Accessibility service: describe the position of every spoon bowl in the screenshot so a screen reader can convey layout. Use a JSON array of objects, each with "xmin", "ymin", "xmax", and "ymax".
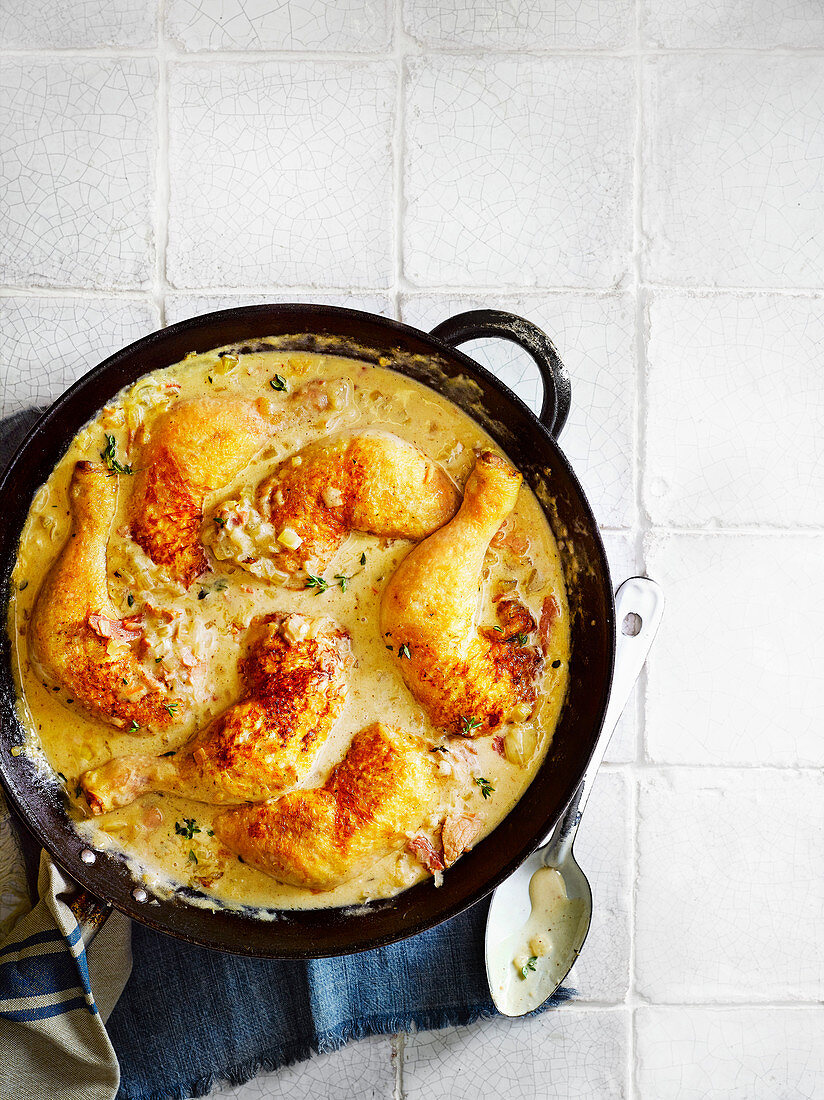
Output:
[{"xmin": 485, "ymin": 577, "xmax": 664, "ymax": 1016}]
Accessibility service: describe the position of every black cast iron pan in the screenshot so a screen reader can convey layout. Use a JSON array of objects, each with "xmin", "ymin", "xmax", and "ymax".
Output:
[{"xmin": 0, "ymin": 305, "xmax": 614, "ymax": 957}]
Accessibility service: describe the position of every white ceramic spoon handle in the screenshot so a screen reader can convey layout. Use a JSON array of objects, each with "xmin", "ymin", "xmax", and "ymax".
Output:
[{"xmin": 542, "ymin": 576, "xmax": 665, "ymax": 862}]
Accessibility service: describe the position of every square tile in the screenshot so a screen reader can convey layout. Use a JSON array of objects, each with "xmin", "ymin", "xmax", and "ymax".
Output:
[
  {"xmin": 404, "ymin": 0, "xmax": 632, "ymax": 49},
  {"xmin": 404, "ymin": 58, "xmax": 634, "ymax": 289},
  {"xmin": 0, "ymin": 296, "xmax": 159, "ymax": 418},
  {"xmin": 400, "ymin": 293, "xmax": 636, "ymax": 527},
  {"xmin": 636, "ymin": 768, "xmax": 824, "ymax": 1001},
  {"xmin": 0, "ymin": 60, "xmax": 157, "ymax": 290},
  {"xmin": 636, "ymin": 1007, "xmax": 824, "ymax": 1099},
  {"xmin": 403, "ymin": 1008, "xmax": 629, "ymax": 1099},
  {"xmin": 167, "ymin": 63, "xmax": 395, "ymax": 289},
  {"xmin": 642, "ymin": 0, "xmax": 824, "ymax": 48},
  {"xmin": 165, "ymin": 291, "xmax": 395, "ymax": 326},
  {"xmin": 645, "ymin": 292, "xmax": 824, "ymax": 527},
  {"xmin": 643, "ymin": 57, "xmax": 824, "ymax": 287},
  {"xmin": 197, "ymin": 1036, "xmax": 394, "ymax": 1099},
  {"xmin": 0, "ymin": 0, "xmax": 156, "ymax": 47},
  {"xmin": 644, "ymin": 533, "xmax": 824, "ymax": 766},
  {"xmin": 167, "ymin": 0, "xmax": 391, "ymax": 51}
]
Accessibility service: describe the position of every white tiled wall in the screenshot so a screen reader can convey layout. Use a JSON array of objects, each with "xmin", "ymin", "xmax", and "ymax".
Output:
[{"xmin": 1, "ymin": 1, "xmax": 822, "ymax": 1096}]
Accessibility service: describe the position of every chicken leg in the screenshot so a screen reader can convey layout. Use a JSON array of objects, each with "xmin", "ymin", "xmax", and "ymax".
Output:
[
  {"xmin": 380, "ymin": 451, "xmax": 543, "ymax": 735},
  {"xmin": 213, "ymin": 722, "xmax": 444, "ymax": 890},
  {"xmin": 130, "ymin": 384, "xmax": 343, "ymax": 586},
  {"xmin": 253, "ymin": 430, "xmax": 460, "ymax": 572},
  {"xmin": 80, "ymin": 613, "xmax": 351, "ymax": 812},
  {"xmin": 29, "ymin": 461, "xmax": 172, "ymax": 731}
]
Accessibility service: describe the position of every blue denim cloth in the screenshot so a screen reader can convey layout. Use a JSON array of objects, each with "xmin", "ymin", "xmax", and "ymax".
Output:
[{"xmin": 2, "ymin": 408, "xmax": 572, "ymax": 1100}]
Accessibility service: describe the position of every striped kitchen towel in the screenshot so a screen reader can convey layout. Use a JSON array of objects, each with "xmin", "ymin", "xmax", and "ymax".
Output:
[{"xmin": 0, "ymin": 849, "xmax": 130, "ymax": 1100}]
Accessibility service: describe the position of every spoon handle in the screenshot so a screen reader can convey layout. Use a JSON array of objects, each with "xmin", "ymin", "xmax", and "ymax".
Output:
[{"xmin": 542, "ymin": 576, "xmax": 665, "ymax": 862}]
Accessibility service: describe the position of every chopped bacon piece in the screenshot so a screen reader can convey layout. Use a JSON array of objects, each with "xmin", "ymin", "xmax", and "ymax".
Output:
[
  {"xmin": 442, "ymin": 813, "xmax": 482, "ymax": 868},
  {"xmin": 407, "ymin": 834, "xmax": 445, "ymax": 873},
  {"xmin": 539, "ymin": 595, "xmax": 560, "ymax": 655},
  {"xmin": 490, "ymin": 520, "xmax": 529, "ymax": 556},
  {"xmin": 444, "ymin": 737, "xmax": 477, "ymax": 764},
  {"xmin": 491, "ymin": 735, "xmax": 506, "ymax": 757},
  {"xmin": 484, "ymin": 597, "xmax": 536, "ymax": 643},
  {"xmin": 87, "ymin": 613, "xmax": 143, "ymax": 643}
]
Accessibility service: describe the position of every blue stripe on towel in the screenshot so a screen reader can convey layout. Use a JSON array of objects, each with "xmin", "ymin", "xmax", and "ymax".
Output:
[
  {"xmin": 0, "ymin": 928, "xmax": 62, "ymax": 958},
  {"xmin": 0, "ymin": 948, "xmax": 84, "ymax": 1005}
]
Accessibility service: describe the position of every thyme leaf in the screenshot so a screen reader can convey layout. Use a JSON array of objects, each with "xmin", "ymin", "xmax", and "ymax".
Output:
[
  {"xmin": 175, "ymin": 818, "xmax": 200, "ymax": 840},
  {"xmin": 520, "ymin": 956, "xmax": 538, "ymax": 979},
  {"xmin": 305, "ymin": 574, "xmax": 329, "ymax": 593},
  {"xmin": 475, "ymin": 776, "xmax": 494, "ymax": 800},
  {"xmin": 100, "ymin": 434, "xmax": 132, "ymax": 475}
]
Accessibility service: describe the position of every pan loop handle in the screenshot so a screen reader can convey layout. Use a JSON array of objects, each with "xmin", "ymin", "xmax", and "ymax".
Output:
[{"xmin": 430, "ymin": 309, "xmax": 571, "ymax": 439}]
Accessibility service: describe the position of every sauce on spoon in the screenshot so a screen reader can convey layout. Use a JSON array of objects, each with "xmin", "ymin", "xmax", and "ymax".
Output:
[{"xmin": 488, "ymin": 866, "xmax": 588, "ymax": 1015}]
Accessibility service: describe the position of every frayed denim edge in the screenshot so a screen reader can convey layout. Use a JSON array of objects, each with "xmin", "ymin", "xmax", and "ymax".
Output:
[{"xmin": 115, "ymin": 987, "xmax": 575, "ymax": 1100}]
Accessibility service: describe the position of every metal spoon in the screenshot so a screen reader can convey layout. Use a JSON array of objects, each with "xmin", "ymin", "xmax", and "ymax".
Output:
[{"xmin": 485, "ymin": 576, "xmax": 664, "ymax": 1016}]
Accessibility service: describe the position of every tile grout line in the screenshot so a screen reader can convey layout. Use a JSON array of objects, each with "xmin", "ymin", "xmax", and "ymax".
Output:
[
  {"xmin": 5, "ymin": 45, "xmax": 824, "ymax": 59},
  {"xmin": 4, "ymin": 283, "xmax": 823, "ymax": 300},
  {"xmin": 628, "ymin": 0, "xmax": 647, "ymax": 1094},
  {"xmin": 152, "ymin": 0, "xmax": 170, "ymax": 328},
  {"xmin": 390, "ymin": 0, "xmax": 406, "ymax": 325}
]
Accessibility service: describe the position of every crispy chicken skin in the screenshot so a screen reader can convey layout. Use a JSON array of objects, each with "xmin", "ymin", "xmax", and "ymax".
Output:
[
  {"xmin": 29, "ymin": 461, "xmax": 171, "ymax": 731},
  {"xmin": 213, "ymin": 722, "xmax": 443, "ymax": 890},
  {"xmin": 256, "ymin": 430, "xmax": 460, "ymax": 572},
  {"xmin": 80, "ymin": 613, "xmax": 351, "ymax": 812},
  {"xmin": 381, "ymin": 451, "xmax": 543, "ymax": 735},
  {"xmin": 130, "ymin": 397, "xmax": 282, "ymax": 586}
]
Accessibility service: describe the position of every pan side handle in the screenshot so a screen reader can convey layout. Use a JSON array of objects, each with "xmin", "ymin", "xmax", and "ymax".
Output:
[
  {"xmin": 67, "ymin": 887, "xmax": 113, "ymax": 948},
  {"xmin": 430, "ymin": 308, "xmax": 571, "ymax": 439}
]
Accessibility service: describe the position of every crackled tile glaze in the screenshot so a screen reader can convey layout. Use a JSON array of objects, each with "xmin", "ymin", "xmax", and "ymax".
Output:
[
  {"xmin": 642, "ymin": 0, "xmax": 824, "ymax": 48},
  {"xmin": 0, "ymin": 60, "xmax": 157, "ymax": 289},
  {"xmin": 167, "ymin": 0, "xmax": 391, "ymax": 51},
  {"xmin": 405, "ymin": 0, "xmax": 633, "ymax": 48},
  {"xmin": 644, "ymin": 533, "xmax": 824, "ymax": 766},
  {"xmin": 643, "ymin": 56, "xmax": 824, "ymax": 287},
  {"xmin": 0, "ymin": 0, "xmax": 156, "ymax": 47},
  {"xmin": 636, "ymin": 768, "xmax": 824, "ymax": 1001},
  {"xmin": 645, "ymin": 292, "xmax": 824, "ymax": 528},
  {"xmin": 0, "ymin": 296, "xmax": 159, "ymax": 417},
  {"xmin": 402, "ymin": 1009, "xmax": 629, "ymax": 1099},
  {"xmin": 636, "ymin": 1006, "xmax": 824, "ymax": 1098},
  {"xmin": 167, "ymin": 62, "xmax": 395, "ymax": 289},
  {"xmin": 404, "ymin": 57, "xmax": 634, "ymax": 289}
]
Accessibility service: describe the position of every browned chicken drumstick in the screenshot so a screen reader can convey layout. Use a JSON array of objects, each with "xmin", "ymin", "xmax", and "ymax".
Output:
[
  {"xmin": 80, "ymin": 613, "xmax": 351, "ymax": 812},
  {"xmin": 253, "ymin": 430, "xmax": 460, "ymax": 572},
  {"xmin": 131, "ymin": 387, "xmax": 341, "ymax": 586},
  {"xmin": 381, "ymin": 451, "xmax": 543, "ymax": 735},
  {"xmin": 29, "ymin": 461, "xmax": 173, "ymax": 731},
  {"xmin": 213, "ymin": 722, "xmax": 444, "ymax": 891}
]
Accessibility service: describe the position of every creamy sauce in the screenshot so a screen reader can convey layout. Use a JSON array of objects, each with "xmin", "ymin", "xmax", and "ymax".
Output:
[
  {"xmin": 488, "ymin": 866, "xmax": 588, "ymax": 1015},
  {"xmin": 8, "ymin": 340, "xmax": 571, "ymax": 913}
]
